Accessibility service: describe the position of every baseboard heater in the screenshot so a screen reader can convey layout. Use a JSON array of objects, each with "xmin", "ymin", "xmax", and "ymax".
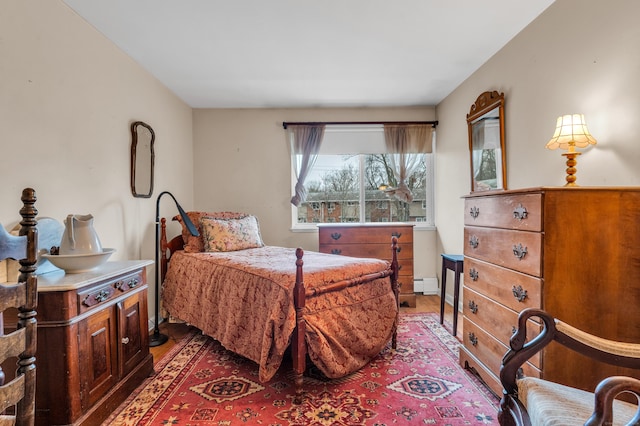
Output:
[{"xmin": 414, "ymin": 277, "xmax": 439, "ymax": 295}]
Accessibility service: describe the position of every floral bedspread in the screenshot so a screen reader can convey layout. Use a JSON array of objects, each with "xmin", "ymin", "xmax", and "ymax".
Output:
[{"xmin": 162, "ymin": 246, "xmax": 398, "ymax": 382}]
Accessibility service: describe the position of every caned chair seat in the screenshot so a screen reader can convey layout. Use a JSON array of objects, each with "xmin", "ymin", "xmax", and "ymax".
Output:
[{"xmin": 517, "ymin": 377, "xmax": 639, "ymax": 426}]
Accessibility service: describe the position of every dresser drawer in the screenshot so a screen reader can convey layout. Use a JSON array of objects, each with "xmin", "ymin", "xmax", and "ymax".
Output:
[
  {"xmin": 464, "ymin": 257, "xmax": 542, "ymax": 312},
  {"xmin": 463, "ymin": 287, "xmax": 541, "ymax": 368},
  {"xmin": 463, "ymin": 317, "xmax": 541, "ymax": 379},
  {"xmin": 318, "ymin": 225, "xmax": 413, "ymax": 245},
  {"xmin": 395, "ymin": 259, "xmax": 413, "ymax": 276},
  {"xmin": 319, "ymin": 242, "xmax": 413, "ymax": 261},
  {"xmin": 396, "ymin": 274, "xmax": 414, "ymax": 294},
  {"xmin": 77, "ymin": 271, "xmax": 144, "ymax": 314},
  {"xmin": 464, "ymin": 193, "xmax": 542, "ymax": 231},
  {"xmin": 464, "ymin": 226, "xmax": 542, "ymax": 276}
]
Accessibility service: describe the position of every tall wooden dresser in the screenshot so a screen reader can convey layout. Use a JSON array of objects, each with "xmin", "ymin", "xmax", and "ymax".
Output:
[
  {"xmin": 318, "ymin": 223, "xmax": 415, "ymax": 307},
  {"xmin": 460, "ymin": 187, "xmax": 640, "ymax": 397}
]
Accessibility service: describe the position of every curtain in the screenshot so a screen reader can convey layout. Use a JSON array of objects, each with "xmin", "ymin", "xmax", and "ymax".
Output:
[
  {"xmin": 383, "ymin": 124, "xmax": 434, "ymax": 203},
  {"xmin": 289, "ymin": 124, "xmax": 325, "ymax": 206},
  {"xmin": 472, "ymin": 122, "xmax": 484, "ymax": 182}
]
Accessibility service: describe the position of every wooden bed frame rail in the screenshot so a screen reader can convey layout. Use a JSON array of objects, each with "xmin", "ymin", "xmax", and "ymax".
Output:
[{"xmin": 159, "ymin": 218, "xmax": 400, "ymax": 404}]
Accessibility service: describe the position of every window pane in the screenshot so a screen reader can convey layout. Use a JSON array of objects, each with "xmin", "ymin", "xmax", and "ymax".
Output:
[
  {"xmin": 364, "ymin": 154, "xmax": 427, "ymax": 223},
  {"xmin": 298, "ymin": 155, "xmax": 359, "ymax": 223}
]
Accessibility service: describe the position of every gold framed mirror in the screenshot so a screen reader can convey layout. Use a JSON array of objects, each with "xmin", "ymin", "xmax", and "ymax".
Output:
[
  {"xmin": 467, "ymin": 91, "xmax": 506, "ymax": 192},
  {"xmin": 130, "ymin": 121, "xmax": 155, "ymax": 198}
]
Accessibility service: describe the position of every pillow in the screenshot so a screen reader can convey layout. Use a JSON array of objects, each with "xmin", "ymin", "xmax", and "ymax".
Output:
[
  {"xmin": 173, "ymin": 211, "xmax": 249, "ymax": 253},
  {"xmin": 200, "ymin": 215, "xmax": 264, "ymax": 252}
]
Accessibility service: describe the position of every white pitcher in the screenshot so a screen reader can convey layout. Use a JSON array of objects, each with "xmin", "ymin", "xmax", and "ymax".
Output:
[{"xmin": 59, "ymin": 214, "xmax": 103, "ymax": 255}]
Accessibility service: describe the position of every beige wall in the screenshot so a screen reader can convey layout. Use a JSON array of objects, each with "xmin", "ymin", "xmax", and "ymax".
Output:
[
  {"xmin": 192, "ymin": 107, "xmax": 439, "ymax": 281},
  {"xmin": 1, "ymin": 1, "xmax": 194, "ymax": 321},
  {"xmin": 435, "ymin": 0, "xmax": 640, "ymax": 300},
  {"xmin": 5, "ymin": 0, "xmax": 639, "ymax": 317}
]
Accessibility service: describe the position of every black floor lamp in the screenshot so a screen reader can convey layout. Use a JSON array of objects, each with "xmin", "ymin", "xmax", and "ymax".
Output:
[{"xmin": 150, "ymin": 191, "xmax": 199, "ymax": 347}]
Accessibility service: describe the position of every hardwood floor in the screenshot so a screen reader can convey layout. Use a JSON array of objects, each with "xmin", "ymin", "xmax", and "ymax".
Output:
[{"xmin": 150, "ymin": 294, "xmax": 459, "ymax": 363}]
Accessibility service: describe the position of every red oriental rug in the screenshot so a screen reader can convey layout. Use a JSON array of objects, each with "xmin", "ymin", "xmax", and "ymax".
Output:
[{"xmin": 105, "ymin": 313, "xmax": 499, "ymax": 425}]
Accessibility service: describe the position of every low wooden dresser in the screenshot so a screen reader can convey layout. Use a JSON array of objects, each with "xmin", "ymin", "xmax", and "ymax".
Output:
[
  {"xmin": 318, "ymin": 223, "xmax": 415, "ymax": 307},
  {"xmin": 460, "ymin": 187, "xmax": 640, "ymax": 397},
  {"xmin": 34, "ymin": 260, "xmax": 154, "ymax": 425}
]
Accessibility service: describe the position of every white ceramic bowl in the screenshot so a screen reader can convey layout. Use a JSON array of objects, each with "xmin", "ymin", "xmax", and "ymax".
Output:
[{"xmin": 41, "ymin": 248, "xmax": 116, "ymax": 273}]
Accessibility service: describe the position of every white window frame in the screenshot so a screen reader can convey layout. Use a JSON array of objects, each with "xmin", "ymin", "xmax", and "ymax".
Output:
[{"xmin": 290, "ymin": 125, "xmax": 435, "ymax": 231}]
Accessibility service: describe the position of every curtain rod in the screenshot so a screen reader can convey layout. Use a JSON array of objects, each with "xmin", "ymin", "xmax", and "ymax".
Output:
[{"xmin": 282, "ymin": 120, "xmax": 438, "ymax": 129}]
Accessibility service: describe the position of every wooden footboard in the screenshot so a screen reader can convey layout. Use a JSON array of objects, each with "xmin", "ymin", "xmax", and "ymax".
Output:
[
  {"xmin": 290, "ymin": 237, "xmax": 399, "ymax": 403},
  {"xmin": 159, "ymin": 219, "xmax": 400, "ymax": 404}
]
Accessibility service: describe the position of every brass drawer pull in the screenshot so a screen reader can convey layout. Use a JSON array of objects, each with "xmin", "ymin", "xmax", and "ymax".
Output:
[
  {"xmin": 469, "ymin": 268, "xmax": 479, "ymax": 281},
  {"xmin": 330, "ymin": 232, "xmax": 341, "ymax": 240},
  {"xmin": 513, "ymin": 204, "xmax": 528, "ymax": 221},
  {"xmin": 81, "ymin": 287, "xmax": 115, "ymax": 308},
  {"xmin": 468, "ymin": 300, "xmax": 478, "ymax": 314},
  {"xmin": 512, "ymin": 243, "xmax": 527, "ymax": 260},
  {"xmin": 469, "ymin": 235, "xmax": 479, "ymax": 249},
  {"xmin": 95, "ymin": 290, "xmax": 109, "ymax": 303},
  {"xmin": 331, "ymin": 249, "xmax": 342, "ymax": 255},
  {"xmin": 468, "ymin": 332, "xmax": 478, "ymax": 346},
  {"xmin": 470, "ymin": 206, "xmax": 479, "ymax": 219},
  {"xmin": 512, "ymin": 285, "xmax": 528, "ymax": 302}
]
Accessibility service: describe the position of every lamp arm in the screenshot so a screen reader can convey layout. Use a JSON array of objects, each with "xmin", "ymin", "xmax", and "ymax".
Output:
[
  {"xmin": 151, "ymin": 191, "xmax": 198, "ymax": 347},
  {"xmin": 155, "ymin": 191, "xmax": 199, "ymax": 236}
]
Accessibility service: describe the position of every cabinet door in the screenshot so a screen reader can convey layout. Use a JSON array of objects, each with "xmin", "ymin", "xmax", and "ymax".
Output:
[
  {"xmin": 78, "ymin": 305, "xmax": 118, "ymax": 409},
  {"xmin": 118, "ymin": 289, "xmax": 149, "ymax": 378}
]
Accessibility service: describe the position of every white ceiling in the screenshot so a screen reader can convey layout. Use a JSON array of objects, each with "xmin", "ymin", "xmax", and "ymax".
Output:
[{"xmin": 62, "ymin": 0, "xmax": 555, "ymax": 108}]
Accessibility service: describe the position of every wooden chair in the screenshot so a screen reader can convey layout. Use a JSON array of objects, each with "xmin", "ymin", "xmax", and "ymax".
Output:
[
  {"xmin": 498, "ymin": 308, "xmax": 640, "ymax": 426},
  {"xmin": 0, "ymin": 188, "xmax": 38, "ymax": 426}
]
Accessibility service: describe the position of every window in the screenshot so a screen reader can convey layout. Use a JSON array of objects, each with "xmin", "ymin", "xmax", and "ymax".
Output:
[{"xmin": 291, "ymin": 125, "xmax": 434, "ymax": 228}]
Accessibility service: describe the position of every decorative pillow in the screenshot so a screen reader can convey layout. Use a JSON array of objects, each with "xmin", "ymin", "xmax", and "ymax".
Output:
[
  {"xmin": 200, "ymin": 215, "xmax": 264, "ymax": 252},
  {"xmin": 173, "ymin": 211, "xmax": 249, "ymax": 253}
]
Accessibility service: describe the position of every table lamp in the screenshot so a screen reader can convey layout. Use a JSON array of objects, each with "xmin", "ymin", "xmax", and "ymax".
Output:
[{"xmin": 545, "ymin": 114, "xmax": 597, "ymax": 187}]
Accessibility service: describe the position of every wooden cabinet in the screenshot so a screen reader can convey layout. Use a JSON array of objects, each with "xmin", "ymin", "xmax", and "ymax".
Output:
[
  {"xmin": 34, "ymin": 261, "xmax": 154, "ymax": 426},
  {"xmin": 460, "ymin": 187, "xmax": 640, "ymax": 397},
  {"xmin": 318, "ymin": 223, "xmax": 415, "ymax": 307}
]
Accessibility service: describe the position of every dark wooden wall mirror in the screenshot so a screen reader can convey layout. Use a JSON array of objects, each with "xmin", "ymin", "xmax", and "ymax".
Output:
[
  {"xmin": 467, "ymin": 91, "xmax": 506, "ymax": 192},
  {"xmin": 130, "ymin": 121, "xmax": 155, "ymax": 198}
]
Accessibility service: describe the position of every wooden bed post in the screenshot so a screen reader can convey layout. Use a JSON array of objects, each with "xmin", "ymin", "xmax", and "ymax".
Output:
[
  {"xmin": 17, "ymin": 188, "xmax": 38, "ymax": 425},
  {"xmin": 390, "ymin": 236, "xmax": 399, "ymax": 349},
  {"xmin": 292, "ymin": 248, "xmax": 306, "ymax": 404},
  {"xmin": 160, "ymin": 218, "xmax": 169, "ymax": 283}
]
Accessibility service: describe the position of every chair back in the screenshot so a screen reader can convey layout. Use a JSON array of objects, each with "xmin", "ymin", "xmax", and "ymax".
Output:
[{"xmin": 0, "ymin": 188, "xmax": 38, "ymax": 426}]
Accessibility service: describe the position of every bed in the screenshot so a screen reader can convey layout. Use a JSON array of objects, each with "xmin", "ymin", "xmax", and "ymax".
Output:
[{"xmin": 158, "ymin": 211, "xmax": 400, "ymax": 402}]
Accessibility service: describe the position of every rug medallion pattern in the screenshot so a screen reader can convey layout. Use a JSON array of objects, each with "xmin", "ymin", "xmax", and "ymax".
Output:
[{"xmin": 106, "ymin": 313, "xmax": 498, "ymax": 425}]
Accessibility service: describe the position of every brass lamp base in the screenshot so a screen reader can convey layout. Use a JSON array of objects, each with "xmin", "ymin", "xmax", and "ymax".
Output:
[{"xmin": 562, "ymin": 151, "xmax": 581, "ymax": 187}]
